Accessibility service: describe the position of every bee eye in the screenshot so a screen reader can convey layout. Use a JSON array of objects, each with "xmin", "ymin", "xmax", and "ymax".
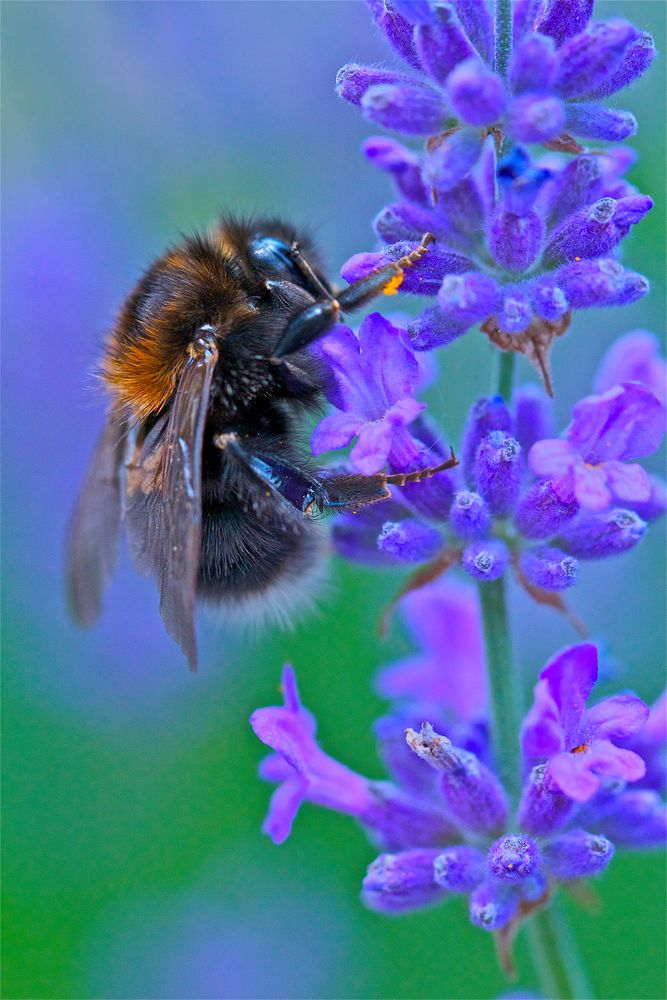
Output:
[{"xmin": 250, "ymin": 237, "xmax": 301, "ymax": 278}]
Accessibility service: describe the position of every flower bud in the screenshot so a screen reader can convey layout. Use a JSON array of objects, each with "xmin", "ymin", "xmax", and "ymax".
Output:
[
  {"xmin": 462, "ymin": 395, "xmax": 513, "ymax": 484},
  {"xmin": 336, "ymin": 64, "xmax": 415, "ymax": 106},
  {"xmin": 423, "ymin": 128, "xmax": 484, "ymax": 193},
  {"xmin": 469, "ymin": 880, "xmax": 518, "ymax": 930},
  {"xmin": 510, "ymin": 33, "xmax": 558, "ymax": 93},
  {"xmin": 406, "ymin": 723, "xmax": 508, "ymax": 836},
  {"xmin": 543, "ymin": 829, "xmax": 615, "ymax": 878},
  {"xmin": 462, "ymin": 540, "xmax": 510, "ymax": 582},
  {"xmin": 488, "ymin": 834, "xmax": 541, "ymax": 883},
  {"xmin": 529, "ymin": 277, "xmax": 569, "ymax": 322},
  {"xmin": 497, "ymin": 289, "xmax": 532, "ymax": 333},
  {"xmin": 408, "ymin": 305, "xmax": 468, "ymax": 350},
  {"xmin": 507, "ymin": 94, "xmax": 565, "ymax": 144},
  {"xmin": 362, "ymin": 82, "xmax": 449, "ymax": 135},
  {"xmin": 589, "ymin": 32, "xmax": 656, "ymax": 98},
  {"xmin": 373, "ymin": 202, "xmax": 434, "ymax": 244},
  {"xmin": 474, "ymin": 431, "xmax": 522, "ymax": 516},
  {"xmin": 370, "ymin": 2, "xmax": 421, "ymax": 69},
  {"xmin": 566, "ymin": 102, "xmax": 637, "ymax": 141},
  {"xmin": 489, "ymin": 210, "xmax": 544, "ymax": 272},
  {"xmin": 362, "ymin": 781, "xmax": 458, "ymax": 852},
  {"xmin": 520, "ymin": 546, "xmax": 578, "ymax": 591},
  {"xmin": 450, "ymin": 490, "xmax": 491, "ymax": 540},
  {"xmin": 433, "ymin": 846, "xmax": 486, "ymax": 892},
  {"xmin": 556, "ymin": 258, "xmax": 649, "ymax": 309},
  {"xmin": 363, "ymin": 136, "xmax": 429, "ymax": 205},
  {"xmin": 437, "ymin": 273, "xmax": 501, "ymax": 331},
  {"xmin": 363, "ymin": 849, "xmax": 447, "ymax": 913},
  {"xmin": 535, "ymin": 0, "xmax": 595, "ymax": 46},
  {"xmin": 560, "ymin": 508, "xmax": 646, "ymax": 559},
  {"xmin": 518, "ymin": 764, "xmax": 576, "ymax": 836},
  {"xmin": 415, "ymin": 7, "xmax": 475, "ymax": 85},
  {"xmin": 447, "ymin": 58, "xmax": 506, "ymax": 126},
  {"xmin": 377, "ymin": 519, "xmax": 442, "ymax": 562},
  {"xmin": 342, "ymin": 242, "xmax": 474, "ymax": 296},
  {"xmin": 554, "ymin": 20, "xmax": 638, "ymax": 99},
  {"xmin": 547, "ymin": 155, "xmax": 604, "ymax": 228},
  {"xmin": 597, "ymin": 790, "xmax": 667, "ymax": 849}
]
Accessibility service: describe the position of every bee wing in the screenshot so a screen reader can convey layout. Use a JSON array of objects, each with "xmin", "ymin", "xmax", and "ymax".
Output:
[
  {"xmin": 66, "ymin": 406, "xmax": 129, "ymax": 626},
  {"xmin": 127, "ymin": 338, "xmax": 218, "ymax": 670}
]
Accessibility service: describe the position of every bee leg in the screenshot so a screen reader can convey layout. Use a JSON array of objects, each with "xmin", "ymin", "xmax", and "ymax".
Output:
[
  {"xmin": 272, "ymin": 232, "xmax": 435, "ymax": 359},
  {"xmin": 316, "ymin": 448, "xmax": 458, "ymax": 514}
]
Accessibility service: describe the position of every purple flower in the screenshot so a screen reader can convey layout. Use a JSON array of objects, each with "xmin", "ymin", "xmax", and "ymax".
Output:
[
  {"xmin": 529, "ymin": 383, "xmax": 666, "ymax": 512},
  {"xmin": 252, "ymin": 637, "xmax": 660, "ymax": 933},
  {"xmin": 521, "ymin": 644, "xmax": 649, "ymax": 802},
  {"xmin": 341, "ymin": 4, "xmax": 652, "ymax": 158},
  {"xmin": 330, "ymin": 385, "xmax": 655, "ymax": 594},
  {"xmin": 311, "ymin": 314, "xmax": 427, "ymax": 474},
  {"xmin": 332, "ymin": 2, "xmax": 655, "ymax": 377},
  {"xmin": 251, "ymin": 665, "xmax": 456, "ymax": 849},
  {"xmin": 594, "ymin": 330, "xmax": 667, "ymax": 404},
  {"xmin": 250, "ymin": 664, "xmax": 372, "ymax": 843},
  {"xmin": 351, "ymin": 141, "xmax": 650, "ymax": 357},
  {"xmin": 376, "ymin": 580, "xmax": 487, "ymax": 720}
]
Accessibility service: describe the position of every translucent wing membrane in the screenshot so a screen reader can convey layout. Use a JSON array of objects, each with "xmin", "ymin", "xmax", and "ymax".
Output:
[
  {"xmin": 125, "ymin": 335, "xmax": 218, "ymax": 670},
  {"xmin": 66, "ymin": 406, "xmax": 128, "ymax": 627}
]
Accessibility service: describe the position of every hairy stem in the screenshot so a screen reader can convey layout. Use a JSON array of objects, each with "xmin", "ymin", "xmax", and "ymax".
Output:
[
  {"xmin": 494, "ymin": 0, "xmax": 513, "ymax": 79},
  {"xmin": 477, "ymin": 576, "xmax": 522, "ymax": 802},
  {"xmin": 527, "ymin": 898, "xmax": 596, "ymax": 999},
  {"xmin": 497, "ymin": 350, "xmax": 516, "ymax": 402}
]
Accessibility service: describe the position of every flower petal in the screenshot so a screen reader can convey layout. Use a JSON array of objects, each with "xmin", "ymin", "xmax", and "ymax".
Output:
[
  {"xmin": 603, "ymin": 459, "xmax": 651, "ymax": 503},
  {"xmin": 522, "ymin": 678, "xmax": 564, "ymax": 759},
  {"xmin": 585, "ymin": 739, "xmax": 647, "ymax": 783},
  {"xmin": 529, "ymin": 438, "xmax": 577, "ymax": 478},
  {"xmin": 541, "ymin": 643, "xmax": 598, "ymax": 744},
  {"xmin": 386, "ymin": 396, "xmax": 425, "ymax": 428},
  {"xmin": 548, "ymin": 751, "xmax": 601, "ymax": 802},
  {"xmin": 262, "ymin": 778, "xmax": 308, "ymax": 844},
  {"xmin": 310, "ymin": 411, "xmax": 362, "ymax": 456},
  {"xmin": 573, "ymin": 461, "xmax": 612, "ymax": 511},
  {"xmin": 583, "ymin": 694, "xmax": 649, "ymax": 741},
  {"xmin": 350, "ymin": 419, "xmax": 394, "ymax": 474}
]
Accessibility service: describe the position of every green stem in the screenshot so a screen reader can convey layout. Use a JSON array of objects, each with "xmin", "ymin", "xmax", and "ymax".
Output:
[
  {"xmin": 494, "ymin": 0, "xmax": 513, "ymax": 79},
  {"xmin": 497, "ymin": 350, "xmax": 516, "ymax": 401},
  {"xmin": 527, "ymin": 898, "xmax": 596, "ymax": 1000},
  {"xmin": 477, "ymin": 576, "xmax": 522, "ymax": 802}
]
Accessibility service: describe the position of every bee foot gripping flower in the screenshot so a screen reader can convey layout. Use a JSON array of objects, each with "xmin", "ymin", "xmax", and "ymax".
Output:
[{"xmin": 325, "ymin": 373, "xmax": 664, "ymax": 626}]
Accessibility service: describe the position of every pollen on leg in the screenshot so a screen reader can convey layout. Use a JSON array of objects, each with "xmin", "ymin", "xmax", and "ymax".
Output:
[{"xmin": 383, "ymin": 272, "xmax": 404, "ymax": 296}]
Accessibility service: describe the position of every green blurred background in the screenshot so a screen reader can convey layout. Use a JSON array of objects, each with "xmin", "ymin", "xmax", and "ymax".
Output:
[{"xmin": 2, "ymin": 2, "xmax": 665, "ymax": 998}]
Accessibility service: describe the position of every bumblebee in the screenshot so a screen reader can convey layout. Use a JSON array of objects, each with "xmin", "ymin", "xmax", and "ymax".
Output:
[{"xmin": 67, "ymin": 217, "xmax": 455, "ymax": 668}]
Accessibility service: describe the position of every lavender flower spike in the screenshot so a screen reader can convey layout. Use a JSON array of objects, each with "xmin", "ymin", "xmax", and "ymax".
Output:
[{"xmin": 521, "ymin": 644, "xmax": 649, "ymax": 802}]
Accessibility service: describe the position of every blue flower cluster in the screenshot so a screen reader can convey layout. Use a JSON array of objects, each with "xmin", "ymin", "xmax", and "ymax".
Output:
[
  {"xmin": 251, "ymin": 593, "xmax": 666, "ymax": 934},
  {"xmin": 335, "ymin": 1, "xmax": 655, "ymax": 378},
  {"xmin": 247, "ymin": 0, "xmax": 665, "ymax": 973},
  {"xmin": 318, "ymin": 326, "xmax": 665, "ymax": 599}
]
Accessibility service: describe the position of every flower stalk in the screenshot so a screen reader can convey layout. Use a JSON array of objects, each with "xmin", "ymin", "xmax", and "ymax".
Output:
[
  {"xmin": 527, "ymin": 898, "xmax": 595, "ymax": 1000},
  {"xmin": 494, "ymin": 0, "xmax": 513, "ymax": 80},
  {"xmin": 477, "ymin": 576, "xmax": 522, "ymax": 803}
]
